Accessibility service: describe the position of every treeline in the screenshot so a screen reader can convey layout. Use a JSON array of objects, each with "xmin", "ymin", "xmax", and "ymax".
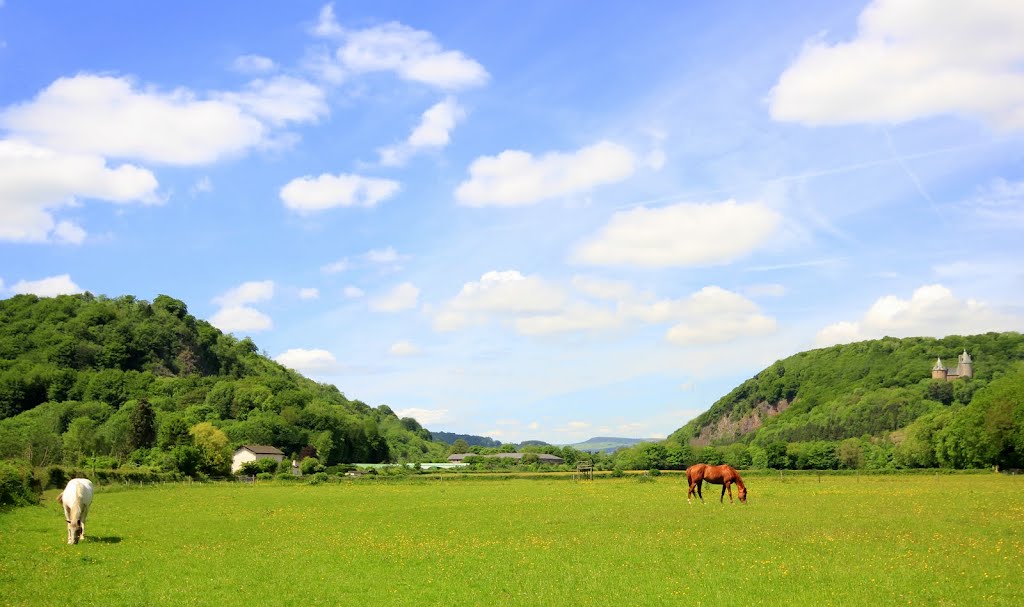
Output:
[
  {"xmin": 0, "ymin": 293, "xmax": 448, "ymax": 478},
  {"xmin": 429, "ymin": 431, "xmax": 502, "ymax": 448},
  {"xmin": 665, "ymin": 333, "xmax": 1024, "ymax": 470}
]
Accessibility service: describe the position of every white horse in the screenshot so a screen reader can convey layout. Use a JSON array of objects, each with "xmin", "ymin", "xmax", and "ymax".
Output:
[{"xmin": 56, "ymin": 478, "xmax": 93, "ymax": 545}]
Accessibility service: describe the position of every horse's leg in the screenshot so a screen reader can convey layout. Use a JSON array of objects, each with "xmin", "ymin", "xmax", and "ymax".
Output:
[
  {"xmin": 697, "ymin": 480, "xmax": 705, "ymax": 504},
  {"xmin": 79, "ymin": 504, "xmax": 89, "ymax": 540},
  {"xmin": 720, "ymin": 483, "xmax": 727, "ymax": 503},
  {"xmin": 63, "ymin": 502, "xmax": 73, "ymax": 544},
  {"xmin": 687, "ymin": 480, "xmax": 695, "ymax": 504},
  {"xmin": 726, "ymin": 482, "xmax": 733, "ymax": 503}
]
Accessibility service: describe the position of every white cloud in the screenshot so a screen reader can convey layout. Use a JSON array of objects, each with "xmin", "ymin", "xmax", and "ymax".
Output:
[
  {"xmin": 815, "ymin": 284, "xmax": 1023, "ymax": 346},
  {"xmin": 515, "ymin": 303, "xmax": 623, "ymax": 336},
  {"xmin": 0, "ymin": 139, "xmax": 159, "ymax": 243},
  {"xmin": 666, "ymin": 313, "xmax": 777, "ymax": 346},
  {"xmin": 189, "ymin": 176, "xmax": 213, "ymax": 197},
  {"xmin": 516, "ymin": 285, "xmax": 777, "ymax": 342},
  {"xmin": 275, "ymin": 348, "xmax": 339, "ymax": 373},
  {"xmin": 378, "ymin": 97, "xmax": 465, "ymax": 166},
  {"xmin": 212, "ymin": 280, "xmax": 275, "ymax": 307},
  {"xmin": 280, "ymin": 173, "xmax": 400, "ymax": 212},
  {"xmin": 232, "ymin": 54, "xmax": 277, "ymax": 74},
  {"xmin": 217, "ymin": 76, "xmax": 327, "ymax": 126},
  {"xmin": 369, "ymin": 282, "xmax": 420, "ymax": 312},
  {"xmin": 299, "ymin": 288, "xmax": 320, "ymax": 300},
  {"xmin": 210, "ymin": 281, "xmax": 275, "ymax": 333},
  {"xmin": 1, "ymin": 75, "xmax": 267, "ymax": 165},
  {"xmin": 433, "ymin": 270, "xmax": 776, "ymax": 343},
  {"xmin": 10, "ymin": 274, "xmax": 81, "ymax": 296},
  {"xmin": 455, "ymin": 141, "xmax": 636, "ymax": 206},
  {"xmin": 433, "ymin": 270, "xmax": 567, "ymax": 331},
  {"xmin": 311, "ymin": 3, "xmax": 344, "ymax": 38},
  {"xmin": 343, "ymin": 286, "xmax": 365, "ymax": 298},
  {"xmin": 395, "ymin": 407, "xmax": 449, "ymax": 425},
  {"xmin": 770, "ymin": 0, "xmax": 1024, "ymax": 129},
  {"xmin": 209, "ymin": 305, "xmax": 273, "ymax": 333},
  {"xmin": 572, "ymin": 200, "xmax": 781, "ymax": 267},
  {"xmin": 321, "ymin": 258, "xmax": 350, "ymax": 274},
  {"xmin": 364, "ymin": 246, "xmax": 407, "ymax": 264},
  {"xmin": 52, "ymin": 221, "xmax": 86, "ymax": 245},
  {"xmin": 338, "ymin": 22, "xmax": 489, "ymax": 90},
  {"xmin": 389, "ymin": 340, "xmax": 421, "ymax": 356}
]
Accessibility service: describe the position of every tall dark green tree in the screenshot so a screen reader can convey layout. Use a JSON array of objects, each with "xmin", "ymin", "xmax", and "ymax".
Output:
[{"xmin": 127, "ymin": 399, "xmax": 157, "ymax": 451}]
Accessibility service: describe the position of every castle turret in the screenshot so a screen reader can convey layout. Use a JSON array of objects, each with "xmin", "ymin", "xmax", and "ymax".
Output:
[
  {"xmin": 957, "ymin": 349, "xmax": 973, "ymax": 379},
  {"xmin": 931, "ymin": 357, "xmax": 948, "ymax": 380}
]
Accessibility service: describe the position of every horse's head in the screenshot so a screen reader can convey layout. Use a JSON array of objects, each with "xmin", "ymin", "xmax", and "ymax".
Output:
[{"xmin": 738, "ymin": 484, "xmax": 747, "ymax": 504}]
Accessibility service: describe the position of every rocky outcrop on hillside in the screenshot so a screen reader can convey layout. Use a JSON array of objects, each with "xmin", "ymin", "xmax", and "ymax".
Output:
[{"xmin": 692, "ymin": 399, "xmax": 791, "ymax": 446}]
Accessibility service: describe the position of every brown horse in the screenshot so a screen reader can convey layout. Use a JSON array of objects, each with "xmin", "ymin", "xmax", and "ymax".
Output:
[{"xmin": 686, "ymin": 464, "xmax": 747, "ymax": 504}]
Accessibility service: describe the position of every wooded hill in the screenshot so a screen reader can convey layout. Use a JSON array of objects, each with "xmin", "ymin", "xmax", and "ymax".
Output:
[
  {"xmin": 0, "ymin": 293, "xmax": 448, "ymax": 476},
  {"xmin": 428, "ymin": 431, "xmax": 502, "ymax": 448},
  {"xmin": 667, "ymin": 333, "xmax": 1024, "ymax": 470}
]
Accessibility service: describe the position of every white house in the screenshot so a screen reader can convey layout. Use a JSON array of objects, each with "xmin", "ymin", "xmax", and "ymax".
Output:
[{"xmin": 231, "ymin": 444, "xmax": 285, "ymax": 473}]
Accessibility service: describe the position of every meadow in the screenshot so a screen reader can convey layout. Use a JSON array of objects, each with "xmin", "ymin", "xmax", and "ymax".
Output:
[{"xmin": 1, "ymin": 474, "xmax": 1021, "ymax": 606}]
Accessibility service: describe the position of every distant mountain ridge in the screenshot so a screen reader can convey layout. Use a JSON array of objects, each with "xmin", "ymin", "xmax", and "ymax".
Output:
[{"xmin": 567, "ymin": 436, "xmax": 661, "ymax": 453}]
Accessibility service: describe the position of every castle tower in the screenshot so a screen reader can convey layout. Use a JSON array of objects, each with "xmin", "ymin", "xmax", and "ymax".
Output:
[
  {"xmin": 957, "ymin": 349, "xmax": 973, "ymax": 379},
  {"xmin": 931, "ymin": 357, "xmax": 948, "ymax": 380}
]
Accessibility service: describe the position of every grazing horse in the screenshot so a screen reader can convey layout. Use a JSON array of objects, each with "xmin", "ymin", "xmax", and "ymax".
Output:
[
  {"xmin": 686, "ymin": 464, "xmax": 747, "ymax": 504},
  {"xmin": 56, "ymin": 478, "xmax": 93, "ymax": 544}
]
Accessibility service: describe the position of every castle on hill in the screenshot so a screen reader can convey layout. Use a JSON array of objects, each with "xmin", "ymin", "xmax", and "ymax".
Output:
[{"xmin": 931, "ymin": 350, "xmax": 973, "ymax": 381}]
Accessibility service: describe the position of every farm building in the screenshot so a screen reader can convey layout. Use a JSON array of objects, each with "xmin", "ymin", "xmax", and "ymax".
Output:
[
  {"xmin": 448, "ymin": 452, "xmax": 565, "ymax": 465},
  {"xmin": 231, "ymin": 444, "xmax": 285, "ymax": 473}
]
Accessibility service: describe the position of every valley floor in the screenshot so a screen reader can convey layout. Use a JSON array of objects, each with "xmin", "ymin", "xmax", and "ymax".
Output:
[{"xmin": 1, "ymin": 475, "xmax": 1021, "ymax": 606}]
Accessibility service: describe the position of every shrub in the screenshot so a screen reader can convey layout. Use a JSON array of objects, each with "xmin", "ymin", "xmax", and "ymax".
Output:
[
  {"xmin": 300, "ymin": 457, "xmax": 324, "ymax": 475},
  {"xmin": 239, "ymin": 458, "xmax": 279, "ymax": 476},
  {"xmin": 0, "ymin": 460, "xmax": 40, "ymax": 507},
  {"xmin": 306, "ymin": 472, "xmax": 329, "ymax": 485},
  {"xmin": 611, "ymin": 467, "xmax": 625, "ymax": 478},
  {"xmin": 648, "ymin": 468, "xmax": 662, "ymax": 477},
  {"xmin": 255, "ymin": 472, "xmax": 273, "ymax": 481}
]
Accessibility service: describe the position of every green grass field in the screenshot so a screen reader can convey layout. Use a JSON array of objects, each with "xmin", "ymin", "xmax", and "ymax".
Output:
[{"xmin": 2, "ymin": 474, "xmax": 1022, "ymax": 606}]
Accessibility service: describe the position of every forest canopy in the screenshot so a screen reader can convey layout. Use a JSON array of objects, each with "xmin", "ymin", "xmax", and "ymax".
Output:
[
  {"xmin": 0, "ymin": 293, "xmax": 447, "ymax": 476},
  {"xmin": 662, "ymin": 332, "xmax": 1024, "ymax": 471}
]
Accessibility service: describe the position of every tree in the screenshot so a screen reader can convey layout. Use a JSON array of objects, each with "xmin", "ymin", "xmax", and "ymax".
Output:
[
  {"xmin": 190, "ymin": 422, "xmax": 231, "ymax": 476},
  {"xmin": 62, "ymin": 417, "xmax": 98, "ymax": 464},
  {"xmin": 158, "ymin": 416, "xmax": 192, "ymax": 449},
  {"xmin": 926, "ymin": 381, "xmax": 954, "ymax": 405},
  {"xmin": 450, "ymin": 439, "xmax": 470, "ymax": 454},
  {"xmin": 311, "ymin": 431, "xmax": 335, "ymax": 466},
  {"xmin": 163, "ymin": 445, "xmax": 201, "ymax": 477},
  {"xmin": 127, "ymin": 399, "xmax": 157, "ymax": 451},
  {"xmin": 837, "ymin": 438, "xmax": 864, "ymax": 469}
]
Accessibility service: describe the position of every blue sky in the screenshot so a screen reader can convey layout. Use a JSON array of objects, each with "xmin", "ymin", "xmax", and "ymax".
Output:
[{"xmin": 2, "ymin": 1, "xmax": 1023, "ymax": 444}]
